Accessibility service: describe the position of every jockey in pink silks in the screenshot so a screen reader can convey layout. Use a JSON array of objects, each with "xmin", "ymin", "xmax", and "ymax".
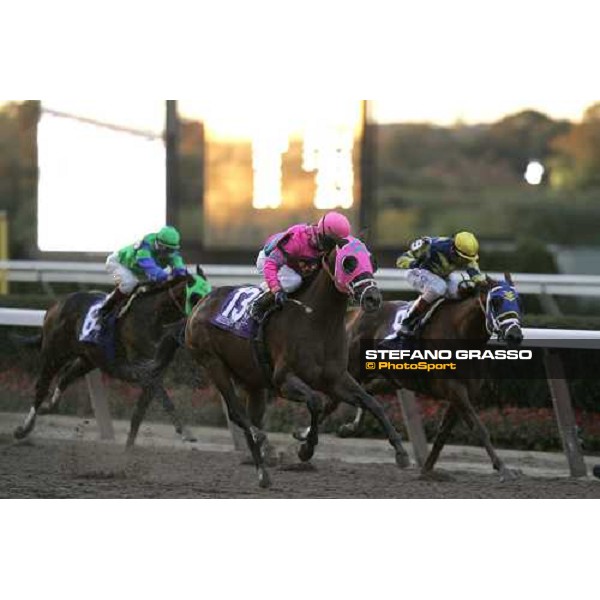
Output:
[{"xmin": 250, "ymin": 211, "xmax": 352, "ymax": 320}]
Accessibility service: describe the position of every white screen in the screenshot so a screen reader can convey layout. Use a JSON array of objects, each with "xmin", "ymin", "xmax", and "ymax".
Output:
[{"xmin": 37, "ymin": 102, "xmax": 166, "ymax": 252}]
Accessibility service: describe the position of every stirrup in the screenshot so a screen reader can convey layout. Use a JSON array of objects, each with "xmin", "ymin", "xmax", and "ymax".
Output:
[{"xmin": 399, "ymin": 318, "xmax": 420, "ymax": 337}]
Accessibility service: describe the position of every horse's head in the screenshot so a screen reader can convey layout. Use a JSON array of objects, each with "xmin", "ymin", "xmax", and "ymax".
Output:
[
  {"xmin": 155, "ymin": 267, "xmax": 211, "ymax": 318},
  {"xmin": 324, "ymin": 236, "xmax": 382, "ymax": 313},
  {"xmin": 482, "ymin": 273, "xmax": 523, "ymax": 345},
  {"xmin": 184, "ymin": 266, "xmax": 212, "ymax": 316}
]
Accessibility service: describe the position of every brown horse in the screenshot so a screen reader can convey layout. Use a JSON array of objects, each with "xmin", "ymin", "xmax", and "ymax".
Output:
[
  {"xmin": 13, "ymin": 271, "xmax": 210, "ymax": 447},
  {"xmin": 185, "ymin": 236, "xmax": 411, "ymax": 488},
  {"xmin": 324, "ymin": 275, "xmax": 525, "ymax": 480}
]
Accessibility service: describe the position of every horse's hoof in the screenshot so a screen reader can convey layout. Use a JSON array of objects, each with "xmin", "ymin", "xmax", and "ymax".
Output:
[
  {"xmin": 258, "ymin": 469, "xmax": 272, "ymax": 489},
  {"xmin": 395, "ymin": 451, "xmax": 411, "ymax": 469},
  {"xmin": 180, "ymin": 428, "xmax": 197, "ymax": 443},
  {"xmin": 593, "ymin": 465, "xmax": 600, "ymax": 479},
  {"xmin": 499, "ymin": 467, "xmax": 521, "ymax": 482},
  {"xmin": 337, "ymin": 423, "xmax": 361, "ymax": 438},
  {"xmin": 298, "ymin": 443, "xmax": 315, "ymax": 463},
  {"xmin": 13, "ymin": 426, "xmax": 29, "ymax": 440},
  {"xmin": 292, "ymin": 427, "xmax": 309, "ymax": 442}
]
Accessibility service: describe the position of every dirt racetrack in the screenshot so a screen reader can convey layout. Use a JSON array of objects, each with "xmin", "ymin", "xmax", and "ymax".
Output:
[{"xmin": 1, "ymin": 413, "xmax": 600, "ymax": 498}]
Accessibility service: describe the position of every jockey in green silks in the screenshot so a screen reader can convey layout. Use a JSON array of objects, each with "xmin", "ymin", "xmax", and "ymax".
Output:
[
  {"xmin": 396, "ymin": 231, "xmax": 486, "ymax": 337},
  {"xmin": 98, "ymin": 225, "xmax": 189, "ymax": 322}
]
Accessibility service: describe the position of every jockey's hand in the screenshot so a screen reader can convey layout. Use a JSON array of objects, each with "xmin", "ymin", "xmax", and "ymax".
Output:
[
  {"xmin": 150, "ymin": 270, "xmax": 169, "ymax": 283},
  {"xmin": 275, "ymin": 290, "xmax": 288, "ymax": 306},
  {"xmin": 458, "ymin": 279, "xmax": 477, "ymax": 295}
]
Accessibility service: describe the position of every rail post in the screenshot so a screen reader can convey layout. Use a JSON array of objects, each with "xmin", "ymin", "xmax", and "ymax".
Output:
[
  {"xmin": 397, "ymin": 390, "xmax": 428, "ymax": 467},
  {"xmin": 85, "ymin": 370, "xmax": 115, "ymax": 441},
  {"xmin": 543, "ymin": 348, "xmax": 587, "ymax": 477}
]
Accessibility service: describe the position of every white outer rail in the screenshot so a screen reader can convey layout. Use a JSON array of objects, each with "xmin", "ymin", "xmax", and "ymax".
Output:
[{"xmin": 2, "ymin": 260, "xmax": 600, "ymax": 296}]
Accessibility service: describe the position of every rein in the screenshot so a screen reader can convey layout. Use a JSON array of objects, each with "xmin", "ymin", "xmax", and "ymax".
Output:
[{"xmin": 168, "ymin": 284, "xmax": 187, "ymax": 316}]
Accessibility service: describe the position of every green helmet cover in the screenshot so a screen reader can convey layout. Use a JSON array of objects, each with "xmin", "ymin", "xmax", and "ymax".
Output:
[{"xmin": 157, "ymin": 226, "xmax": 181, "ymax": 249}]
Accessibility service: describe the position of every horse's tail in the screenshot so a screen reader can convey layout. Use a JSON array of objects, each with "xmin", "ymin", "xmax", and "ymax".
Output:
[{"xmin": 9, "ymin": 332, "xmax": 43, "ymax": 349}]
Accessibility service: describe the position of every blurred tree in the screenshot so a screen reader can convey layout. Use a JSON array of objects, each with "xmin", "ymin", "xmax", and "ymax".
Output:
[
  {"xmin": 549, "ymin": 102, "xmax": 600, "ymax": 189},
  {"xmin": 478, "ymin": 109, "xmax": 570, "ymax": 179}
]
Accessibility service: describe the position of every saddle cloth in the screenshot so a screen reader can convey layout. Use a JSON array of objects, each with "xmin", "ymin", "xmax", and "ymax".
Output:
[
  {"xmin": 210, "ymin": 286, "xmax": 263, "ymax": 340},
  {"xmin": 383, "ymin": 298, "xmax": 445, "ymax": 340},
  {"xmin": 79, "ymin": 297, "xmax": 116, "ymax": 361}
]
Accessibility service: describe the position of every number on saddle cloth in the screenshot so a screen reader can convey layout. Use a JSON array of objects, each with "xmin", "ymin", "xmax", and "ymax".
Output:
[
  {"xmin": 80, "ymin": 301, "xmax": 104, "ymax": 342},
  {"xmin": 78, "ymin": 298, "xmax": 117, "ymax": 362},
  {"xmin": 210, "ymin": 286, "xmax": 263, "ymax": 339}
]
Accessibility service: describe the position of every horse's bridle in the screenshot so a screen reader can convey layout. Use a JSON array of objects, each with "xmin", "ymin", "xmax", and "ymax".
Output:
[{"xmin": 320, "ymin": 255, "xmax": 378, "ymax": 304}]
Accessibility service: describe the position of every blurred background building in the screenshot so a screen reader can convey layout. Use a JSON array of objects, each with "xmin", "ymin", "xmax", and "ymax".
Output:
[{"xmin": 1, "ymin": 98, "xmax": 599, "ymax": 275}]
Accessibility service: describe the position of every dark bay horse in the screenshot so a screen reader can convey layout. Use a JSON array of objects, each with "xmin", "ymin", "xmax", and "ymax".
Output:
[
  {"xmin": 297, "ymin": 275, "xmax": 524, "ymax": 480},
  {"xmin": 14, "ymin": 271, "xmax": 210, "ymax": 447},
  {"xmin": 185, "ymin": 236, "xmax": 411, "ymax": 488}
]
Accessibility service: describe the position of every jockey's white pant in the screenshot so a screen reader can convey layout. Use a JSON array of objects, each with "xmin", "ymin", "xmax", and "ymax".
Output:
[
  {"xmin": 106, "ymin": 252, "xmax": 139, "ymax": 294},
  {"xmin": 256, "ymin": 250, "xmax": 303, "ymax": 293},
  {"xmin": 406, "ymin": 269, "xmax": 467, "ymax": 303}
]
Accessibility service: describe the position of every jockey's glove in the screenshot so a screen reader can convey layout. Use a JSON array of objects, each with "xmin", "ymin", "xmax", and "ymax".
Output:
[
  {"xmin": 275, "ymin": 290, "xmax": 288, "ymax": 306},
  {"xmin": 458, "ymin": 279, "xmax": 477, "ymax": 294},
  {"xmin": 151, "ymin": 270, "xmax": 169, "ymax": 283}
]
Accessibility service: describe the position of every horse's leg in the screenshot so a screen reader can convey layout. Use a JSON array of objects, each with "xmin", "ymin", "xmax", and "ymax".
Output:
[
  {"xmin": 327, "ymin": 372, "xmax": 411, "ymax": 468},
  {"xmin": 154, "ymin": 384, "xmax": 197, "ymax": 442},
  {"xmin": 247, "ymin": 388, "xmax": 278, "ymax": 466},
  {"xmin": 207, "ymin": 358, "xmax": 271, "ymax": 488},
  {"xmin": 337, "ymin": 406, "xmax": 365, "ymax": 438},
  {"xmin": 421, "ymin": 403, "xmax": 459, "ymax": 472},
  {"xmin": 145, "ymin": 324, "xmax": 182, "ymax": 380},
  {"xmin": 39, "ymin": 357, "xmax": 94, "ymax": 415},
  {"xmin": 337, "ymin": 379, "xmax": 391, "ymax": 438},
  {"xmin": 280, "ymin": 373, "xmax": 323, "ymax": 462},
  {"xmin": 14, "ymin": 357, "xmax": 65, "ymax": 439},
  {"xmin": 448, "ymin": 382, "xmax": 520, "ymax": 481},
  {"xmin": 126, "ymin": 386, "xmax": 154, "ymax": 448},
  {"xmin": 292, "ymin": 393, "xmax": 337, "ymax": 442}
]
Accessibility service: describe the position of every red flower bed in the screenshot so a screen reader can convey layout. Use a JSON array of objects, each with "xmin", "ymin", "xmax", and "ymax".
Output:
[{"xmin": 2, "ymin": 366, "xmax": 600, "ymax": 454}]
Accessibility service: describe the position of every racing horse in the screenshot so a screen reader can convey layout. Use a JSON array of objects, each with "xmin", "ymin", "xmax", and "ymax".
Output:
[
  {"xmin": 336, "ymin": 273, "xmax": 523, "ymax": 479},
  {"xmin": 13, "ymin": 270, "xmax": 210, "ymax": 447},
  {"xmin": 315, "ymin": 274, "xmax": 524, "ymax": 480},
  {"xmin": 185, "ymin": 236, "xmax": 411, "ymax": 488}
]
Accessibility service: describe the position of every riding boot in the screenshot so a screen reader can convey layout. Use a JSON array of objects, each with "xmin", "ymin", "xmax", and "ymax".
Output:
[
  {"xmin": 98, "ymin": 288, "xmax": 127, "ymax": 325},
  {"xmin": 250, "ymin": 290, "xmax": 275, "ymax": 321},
  {"xmin": 399, "ymin": 296, "xmax": 431, "ymax": 337}
]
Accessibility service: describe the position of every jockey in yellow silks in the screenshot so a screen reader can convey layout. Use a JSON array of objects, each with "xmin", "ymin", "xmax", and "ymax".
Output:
[{"xmin": 396, "ymin": 231, "xmax": 485, "ymax": 336}]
